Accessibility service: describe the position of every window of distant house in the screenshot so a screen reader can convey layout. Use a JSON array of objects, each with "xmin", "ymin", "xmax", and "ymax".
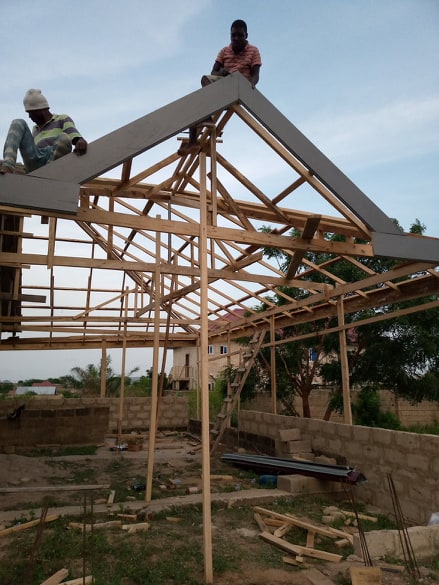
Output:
[
  {"xmin": 208, "ymin": 345, "xmax": 213, "ymax": 355},
  {"xmin": 220, "ymin": 345, "xmax": 228, "ymax": 355}
]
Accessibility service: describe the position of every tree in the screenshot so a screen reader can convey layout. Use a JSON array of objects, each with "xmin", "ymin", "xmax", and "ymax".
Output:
[
  {"xmin": 70, "ymin": 356, "xmax": 139, "ymax": 396},
  {"xmin": 253, "ymin": 219, "xmax": 439, "ymax": 419}
]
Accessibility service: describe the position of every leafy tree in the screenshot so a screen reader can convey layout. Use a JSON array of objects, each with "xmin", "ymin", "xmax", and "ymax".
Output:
[
  {"xmin": 0, "ymin": 381, "xmax": 13, "ymax": 395},
  {"xmin": 70, "ymin": 356, "xmax": 139, "ymax": 396},
  {"xmin": 252, "ymin": 219, "xmax": 439, "ymax": 419}
]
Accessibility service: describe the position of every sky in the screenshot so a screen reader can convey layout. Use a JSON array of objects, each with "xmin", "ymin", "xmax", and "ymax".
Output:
[{"xmin": 1, "ymin": 0, "xmax": 438, "ymax": 382}]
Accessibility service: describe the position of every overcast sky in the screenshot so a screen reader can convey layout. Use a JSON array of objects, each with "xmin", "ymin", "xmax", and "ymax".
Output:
[{"xmin": 1, "ymin": 0, "xmax": 438, "ymax": 382}]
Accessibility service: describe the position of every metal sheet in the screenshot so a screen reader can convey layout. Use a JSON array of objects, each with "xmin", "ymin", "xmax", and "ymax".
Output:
[
  {"xmin": 0, "ymin": 174, "xmax": 79, "ymax": 214},
  {"xmin": 221, "ymin": 452, "xmax": 367, "ymax": 484}
]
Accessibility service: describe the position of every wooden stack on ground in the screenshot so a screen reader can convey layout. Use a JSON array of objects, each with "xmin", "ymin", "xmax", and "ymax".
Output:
[{"xmin": 254, "ymin": 505, "xmax": 353, "ymax": 567}]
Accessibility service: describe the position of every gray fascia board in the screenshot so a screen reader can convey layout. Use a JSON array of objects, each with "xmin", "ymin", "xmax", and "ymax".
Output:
[
  {"xmin": 0, "ymin": 173, "xmax": 79, "ymax": 214},
  {"xmin": 236, "ymin": 75, "xmax": 401, "ymax": 235},
  {"xmin": 30, "ymin": 75, "xmax": 243, "ymax": 185},
  {"xmin": 372, "ymin": 232, "xmax": 439, "ymax": 263}
]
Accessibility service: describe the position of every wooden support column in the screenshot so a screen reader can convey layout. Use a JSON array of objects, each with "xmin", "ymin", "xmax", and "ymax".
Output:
[
  {"xmin": 337, "ymin": 297, "xmax": 352, "ymax": 424},
  {"xmin": 270, "ymin": 315, "xmax": 277, "ymax": 414},
  {"xmin": 145, "ymin": 221, "xmax": 162, "ymax": 503},
  {"xmin": 117, "ymin": 287, "xmax": 129, "ymax": 443},
  {"xmin": 100, "ymin": 341, "xmax": 107, "ymax": 397},
  {"xmin": 199, "ymin": 151, "xmax": 213, "ymax": 584}
]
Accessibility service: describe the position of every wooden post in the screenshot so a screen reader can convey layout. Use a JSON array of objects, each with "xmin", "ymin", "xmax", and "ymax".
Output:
[
  {"xmin": 100, "ymin": 341, "xmax": 107, "ymax": 397},
  {"xmin": 337, "ymin": 297, "xmax": 352, "ymax": 424},
  {"xmin": 117, "ymin": 288, "xmax": 129, "ymax": 443},
  {"xmin": 199, "ymin": 150, "xmax": 213, "ymax": 584},
  {"xmin": 270, "ymin": 315, "xmax": 277, "ymax": 414},
  {"xmin": 145, "ymin": 221, "xmax": 162, "ymax": 502}
]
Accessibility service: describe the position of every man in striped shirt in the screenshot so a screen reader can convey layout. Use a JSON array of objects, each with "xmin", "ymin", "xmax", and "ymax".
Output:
[
  {"xmin": 178, "ymin": 19, "xmax": 261, "ymax": 156},
  {"xmin": 0, "ymin": 89, "xmax": 87, "ymax": 174}
]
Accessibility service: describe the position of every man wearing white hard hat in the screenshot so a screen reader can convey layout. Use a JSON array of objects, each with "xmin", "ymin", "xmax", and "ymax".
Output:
[{"xmin": 0, "ymin": 89, "xmax": 87, "ymax": 174}]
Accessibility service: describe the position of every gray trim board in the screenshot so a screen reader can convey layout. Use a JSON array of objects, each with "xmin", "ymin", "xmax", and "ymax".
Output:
[
  {"xmin": 32, "ymin": 73, "xmax": 401, "ymax": 236},
  {"xmin": 372, "ymin": 232, "xmax": 439, "ymax": 263},
  {"xmin": 0, "ymin": 174, "xmax": 79, "ymax": 214}
]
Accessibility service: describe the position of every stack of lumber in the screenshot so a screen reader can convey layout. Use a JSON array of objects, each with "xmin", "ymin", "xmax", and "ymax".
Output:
[{"xmin": 254, "ymin": 506, "xmax": 354, "ymax": 565}]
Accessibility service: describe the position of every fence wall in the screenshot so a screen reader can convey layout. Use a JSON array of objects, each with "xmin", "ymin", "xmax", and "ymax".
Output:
[{"xmin": 238, "ymin": 409, "xmax": 439, "ymax": 524}]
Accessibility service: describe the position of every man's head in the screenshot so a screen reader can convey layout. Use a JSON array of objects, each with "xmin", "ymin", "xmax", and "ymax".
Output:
[
  {"xmin": 23, "ymin": 89, "xmax": 51, "ymax": 124},
  {"xmin": 230, "ymin": 19, "xmax": 248, "ymax": 53}
]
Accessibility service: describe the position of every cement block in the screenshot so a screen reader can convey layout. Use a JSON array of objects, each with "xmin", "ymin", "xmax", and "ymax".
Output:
[
  {"xmin": 278, "ymin": 428, "xmax": 301, "ymax": 442},
  {"xmin": 284, "ymin": 439, "xmax": 312, "ymax": 454},
  {"xmin": 353, "ymin": 525, "xmax": 439, "ymax": 560},
  {"xmin": 277, "ymin": 474, "xmax": 343, "ymax": 495}
]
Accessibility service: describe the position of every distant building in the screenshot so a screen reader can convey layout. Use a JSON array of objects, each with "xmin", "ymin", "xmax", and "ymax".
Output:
[
  {"xmin": 170, "ymin": 309, "xmax": 248, "ymax": 391},
  {"xmin": 16, "ymin": 380, "xmax": 57, "ymax": 396}
]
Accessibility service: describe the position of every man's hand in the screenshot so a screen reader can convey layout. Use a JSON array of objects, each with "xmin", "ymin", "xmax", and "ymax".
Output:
[{"xmin": 73, "ymin": 138, "xmax": 88, "ymax": 155}]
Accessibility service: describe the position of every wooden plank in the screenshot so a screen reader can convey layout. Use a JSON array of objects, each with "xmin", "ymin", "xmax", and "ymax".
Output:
[
  {"xmin": 273, "ymin": 523, "xmax": 293, "ymax": 538},
  {"xmin": 301, "ymin": 568, "xmax": 337, "ymax": 585},
  {"xmin": 350, "ymin": 566, "xmax": 382, "ymax": 585},
  {"xmin": 122, "ymin": 522, "xmax": 150, "ymax": 533},
  {"xmin": 62, "ymin": 577, "xmax": 92, "ymax": 585},
  {"xmin": 253, "ymin": 512, "xmax": 268, "ymax": 533},
  {"xmin": 0, "ymin": 515, "xmax": 58, "ymax": 537},
  {"xmin": 254, "ymin": 507, "xmax": 354, "ymax": 545},
  {"xmin": 107, "ymin": 489, "xmax": 116, "ymax": 507},
  {"xmin": 342, "ymin": 510, "xmax": 378, "ymax": 523},
  {"xmin": 39, "ymin": 568, "xmax": 69, "ymax": 585},
  {"xmin": 259, "ymin": 532, "xmax": 342, "ymax": 563},
  {"xmin": 0, "ymin": 484, "xmax": 109, "ymax": 493},
  {"xmin": 0, "ymin": 173, "xmax": 79, "ymax": 214},
  {"xmin": 68, "ymin": 521, "xmax": 121, "ymax": 532}
]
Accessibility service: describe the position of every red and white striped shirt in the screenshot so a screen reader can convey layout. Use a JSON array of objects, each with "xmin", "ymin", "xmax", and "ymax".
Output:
[{"xmin": 215, "ymin": 43, "xmax": 262, "ymax": 81}]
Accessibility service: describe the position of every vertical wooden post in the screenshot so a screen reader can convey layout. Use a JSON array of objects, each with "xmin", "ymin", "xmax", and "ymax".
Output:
[
  {"xmin": 337, "ymin": 297, "xmax": 352, "ymax": 424},
  {"xmin": 117, "ymin": 287, "xmax": 129, "ymax": 443},
  {"xmin": 200, "ymin": 150, "xmax": 213, "ymax": 584},
  {"xmin": 100, "ymin": 341, "xmax": 107, "ymax": 398},
  {"xmin": 145, "ymin": 220, "xmax": 162, "ymax": 502},
  {"xmin": 270, "ymin": 315, "xmax": 277, "ymax": 414}
]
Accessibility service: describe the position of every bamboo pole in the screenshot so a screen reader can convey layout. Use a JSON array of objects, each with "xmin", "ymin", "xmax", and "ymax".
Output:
[
  {"xmin": 337, "ymin": 297, "xmax": 352, "ymax": 424},
  {"xmin": 145, "ymin": 220, "xmax": 162, "ymax": 502},
  {"xmin": 200, "ymin": 149, "xmax": 213, "ymax": 583}
]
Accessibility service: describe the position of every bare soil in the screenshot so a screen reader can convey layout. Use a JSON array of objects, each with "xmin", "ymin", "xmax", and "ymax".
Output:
[{"xmin": 0, "ymin": 433, "xmax": 438, "ymax": 585}]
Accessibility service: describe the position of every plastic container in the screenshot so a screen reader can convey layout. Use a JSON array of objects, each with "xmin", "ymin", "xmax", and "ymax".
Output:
[{"xmin": 258, "ymin": 475, "xmax": 277, "ymax": 488}]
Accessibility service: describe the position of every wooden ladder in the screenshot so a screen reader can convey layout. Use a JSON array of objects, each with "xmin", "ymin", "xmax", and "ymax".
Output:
[{"xmin": 210, "ymin": 330, "xmax": 265, "ymax": 455}]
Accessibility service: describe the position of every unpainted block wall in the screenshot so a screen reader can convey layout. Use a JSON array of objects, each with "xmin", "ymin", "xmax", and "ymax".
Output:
[
  {"xmin": 106, "ymin": 396, "xmax": 189, "ymax": 432},
  {"xmin": 244, "ymin": 390, "xmax": 439, "ymax": 426},
  {"xmin": 0, "ymin": 395, "xmax": 189, "ymax": 449},
  {"xmin": 238, "ymin": 410, "xmax": 439, "ymax": 524},
  {"xmin": 0, "ymin": 402, "xmax": 109, "ymax": 452}
]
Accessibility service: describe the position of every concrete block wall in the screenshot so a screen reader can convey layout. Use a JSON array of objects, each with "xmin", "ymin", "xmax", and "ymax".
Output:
[
  {"xmin": 243, "ymin": 390, "xmax": 439, "ymax": 426},
  {"xmin": 0, "ymin": 396, "xmax": 189, "ymax": 451},
  {"xmin": 106, "ymin": 396, "xmax": 189, "ymax": 432},
  {"xmin": 0, "ymin": 402, "xmax": 109, "ymax": 452},
  {"xmin": 238, "ymin": 410, "xmax": 439, "ymax": 524}
]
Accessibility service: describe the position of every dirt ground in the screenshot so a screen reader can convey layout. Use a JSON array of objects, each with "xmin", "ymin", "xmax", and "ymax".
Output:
[{"xmin": 0, "ymin": 433, "xmax": 438, "ymax": 585}]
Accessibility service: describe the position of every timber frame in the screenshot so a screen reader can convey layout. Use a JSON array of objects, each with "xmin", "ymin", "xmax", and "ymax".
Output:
[
  {"xmin": 1, "ymin": 72, "xmax": 439, "ymax": 583},
  {"xmin": 1, "ymin": 73, "xmax": 438, "ymax": 354}
]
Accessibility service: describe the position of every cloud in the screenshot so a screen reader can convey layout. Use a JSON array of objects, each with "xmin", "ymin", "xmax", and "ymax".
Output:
[{"xmin": 302, "ymin": 96, "xmax": 439, "ymax": 171}]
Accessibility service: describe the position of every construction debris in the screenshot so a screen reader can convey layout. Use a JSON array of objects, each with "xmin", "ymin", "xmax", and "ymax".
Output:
[
  {"xmin": 255, "ymin": 505, "xmax": 349, "ymax": 564},
  {"xmin": 350, "ymin": 566, "xmax": 382, "ymax": 584},
  {"xmin": 39, "ymin": 568, "xmax": 68, "ymax": 585},
  {"xmin": 0, "ymin": 514, "xmax": 58, "ymax": 537}
]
